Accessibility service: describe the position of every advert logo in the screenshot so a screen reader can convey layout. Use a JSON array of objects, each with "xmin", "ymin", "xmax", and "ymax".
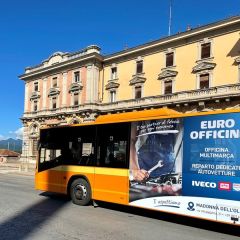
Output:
[
  {"xmin": 192, "ymin": 181, "xmax": 216, "ymax": 188},
  {"xmin": 187, "ymin": 202, "xmax": 195, "ymax": 211},
  {"xmin": 233, "ymin": 183, "xmax": 240, "ymax": 192},
  {"xmin": 218, "ymin": 182, "xmax": 231, "ymax": 191}
]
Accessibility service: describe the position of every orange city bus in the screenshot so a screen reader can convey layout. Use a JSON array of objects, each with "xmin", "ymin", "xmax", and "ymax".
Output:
[{"xmin": 35, "ymin": 108, "xmax": 240, "ymax": 225}]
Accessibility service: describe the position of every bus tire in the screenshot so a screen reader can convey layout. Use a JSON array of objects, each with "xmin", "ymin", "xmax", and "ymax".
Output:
[{"xmin": 70, "ymin": 178, "xmax": 92, "ymax": 206}]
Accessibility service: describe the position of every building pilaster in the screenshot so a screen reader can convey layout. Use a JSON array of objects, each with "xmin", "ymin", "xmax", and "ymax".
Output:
[
  {"xmin": 24, "ymin": 82, "xmax": 29, "ymax": 112},
  {"xmin": 86, "ymin": 64, "xmax": 100, "ymax": 103},
  {"xmin": 20, "ymin": 124, "xmax": 29, "ymax": 163},
  {"xmin": 42, "ymin": 78, "xmax": 47, "ymax": 109},
  {"xmin": 62, "ymin": 72, "xmax": 67, "ymax": 107}
]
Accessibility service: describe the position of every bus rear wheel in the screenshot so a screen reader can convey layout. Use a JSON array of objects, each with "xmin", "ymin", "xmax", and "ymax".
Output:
[{"xmin": 70, "ymin": 178, "xmax": 91, "ymax": 206}]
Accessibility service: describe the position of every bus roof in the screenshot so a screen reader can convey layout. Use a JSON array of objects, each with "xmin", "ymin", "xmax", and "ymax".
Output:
[
  {"xmin": 94, "ymin": 107, "xmax": 240, "ymax": 124},
  {"xmin": 95, "ymin": 108, "xmax": 181, "ymax": 124}
]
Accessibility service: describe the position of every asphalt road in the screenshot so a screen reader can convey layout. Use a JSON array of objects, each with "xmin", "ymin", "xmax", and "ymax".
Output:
[{"xmin": 0, "ymin": 173, "xmax": 239, "ymax": 240}]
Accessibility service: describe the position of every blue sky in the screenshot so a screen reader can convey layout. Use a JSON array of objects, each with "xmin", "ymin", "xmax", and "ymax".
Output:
[{"xmin": 0, "ymin": 0, "xmax": 239, "ymax": 139}]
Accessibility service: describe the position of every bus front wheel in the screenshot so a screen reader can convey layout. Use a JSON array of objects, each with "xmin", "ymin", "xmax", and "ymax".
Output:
[{"xmin": 70, "ymin": 178, "xmax": 92, "ymax": 206}]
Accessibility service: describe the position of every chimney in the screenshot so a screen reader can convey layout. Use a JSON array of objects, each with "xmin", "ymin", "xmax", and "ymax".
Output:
[{"xmin": 187, "ymin": 25, "xmax": 191, "ymax": 31}]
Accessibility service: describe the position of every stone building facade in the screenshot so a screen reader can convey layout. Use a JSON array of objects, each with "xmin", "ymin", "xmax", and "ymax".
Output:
[{"xmin": 19, "ymin": 16, "xmax": 240, "ymax": 163}]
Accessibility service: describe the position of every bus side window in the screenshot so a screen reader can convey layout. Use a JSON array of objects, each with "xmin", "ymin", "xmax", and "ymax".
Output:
[
  {"xmin": 38, "ymin": 127, "xmax": 70, "ymax": 171},
  {"xmin": 38, "ymin": 146, "xmax": 62, "ymax": 171},
  {"xmin": 40, "ymin": 148, "xmax": 46, "ymax": 163},
  {"xmin": 97, "ymin": 123, "xmax": 129, "ymax": 169},
  {"xmin": 66, "ymin": 126, "xmax": 96, "ymax": 166}
]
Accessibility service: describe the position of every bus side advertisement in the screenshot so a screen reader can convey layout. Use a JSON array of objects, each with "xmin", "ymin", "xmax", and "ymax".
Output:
[{"xmin": 129, "ymin": 112, "xmax": 240, "ymax": 225}]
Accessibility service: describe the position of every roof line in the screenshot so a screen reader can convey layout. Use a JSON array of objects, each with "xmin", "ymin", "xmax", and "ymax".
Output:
[{"xmin": 103, "ymin": 16, "xmax": 240, "ymax": 61}]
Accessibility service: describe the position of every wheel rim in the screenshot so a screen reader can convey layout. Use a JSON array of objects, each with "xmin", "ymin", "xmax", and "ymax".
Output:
[{"xmin": 74, "ymin": 184, "xmax": 87, "ymax": 200}]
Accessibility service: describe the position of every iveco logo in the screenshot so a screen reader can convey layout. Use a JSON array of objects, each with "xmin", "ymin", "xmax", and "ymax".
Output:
[{"xmin": 192, "ymin": 181, "xmax": 216, "ymax": 188}]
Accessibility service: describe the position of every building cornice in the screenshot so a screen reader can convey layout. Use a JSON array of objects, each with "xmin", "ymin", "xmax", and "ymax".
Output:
[
  {"xmin": 105, "ymin": 81, "xmax": 120, "ymax": 90},
  {"xmin": 192, "ymin": 62, "xmax": 216, "ymax": 73},
  {"xmin": 129, "ymin": 75, "xmax": 146, "ymax": 86},
  {"xmin": 158, "ymin": 70, "xmax": 178, "ymax": 80},
  {"xmin": 104, "ymin": 16, "xmax": 240, "ymax": 62},
  {"xmin": 19, "ymin": 52, "xmax": 103, "ymax": 80},
  {"xmin": 69, "ymin": 82, "xmax": 83, "ymax": 93}
]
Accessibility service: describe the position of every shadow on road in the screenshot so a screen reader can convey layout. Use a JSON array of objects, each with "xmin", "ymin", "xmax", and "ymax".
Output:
[
  {"xmin": 95, "ymin": 201, "xmax": 240, "ymax": 237},
  {"xmin": 0, "ymin": 192, "xmax": 69, "ymax": 240}
]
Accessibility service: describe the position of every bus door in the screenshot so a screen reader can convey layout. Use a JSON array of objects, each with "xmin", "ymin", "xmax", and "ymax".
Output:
[
  {"xmin": 36, "ymin": 145, "xmax": 65, "ymax": 193},
  {"xmin": 93, "ymin": 123, "xmax": 130, "ymax": 204},
  {"xmin": 36, "ymin": 128, "xmax": 69, "ymax": 194}
]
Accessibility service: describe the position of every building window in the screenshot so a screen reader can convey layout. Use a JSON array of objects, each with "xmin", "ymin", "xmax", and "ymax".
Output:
[
  {"xmin": 111, "ymin": 67, "xmax": 117, "ymax": 80},
  {"xmin": 52, "ymin": 77, "xmax": 58, "ymax": 88},
  {"xmin": 166, "ymin": 52, "xmax": 174, "ymax": 67},
  {"xmin": 52, "ymin": 97, "xmax": 57, "ymax": 109},
  {"xmin": 73, "ymin": 92, "xmax": 79, "ymax": 106},
  {"xmin": 32, "ymin": 139, "xmax": 38, "ymax": 156},
  {"xmin": 135, "ymin": 86, "xmax": 142, "ymax": 99},
  {"xmin": 136, "ymin": 60, "xmax": 143, "ymax": 74},
  {"xmin": 164, "ymin": 81, "xmax": 173, "ymax": 94},
  {"xmin": 110, "ymin": 90, "xmax": 116, "ymax": 102},
  {"xmin": 33, "ymin": 100, "xmax": 38, "ymax": 112},
  {"xmin": 201, "ymin": 43, "xmax": 211, "ymax": 59},
  {"xmin": 34, "ymin": 82, "xmax": 39, "ymax": 91},
  {"xmin": 74, "ymin": 71, "xmax": 80, "ymax": 83},
  {"xmin": 199, "ymin": 73, "xmax": 210, "ymax": 89}
]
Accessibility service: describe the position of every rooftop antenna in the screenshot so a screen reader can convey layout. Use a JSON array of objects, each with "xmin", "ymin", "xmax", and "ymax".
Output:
[{"xmin": 168, "ymin": 0, "xmax": 172, "ymax": 36}]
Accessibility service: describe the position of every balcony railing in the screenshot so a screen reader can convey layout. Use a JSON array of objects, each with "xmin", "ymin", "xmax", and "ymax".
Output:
[{"xmin": 23, "ymin": 83, "xmax": 240, "ymax": 118}]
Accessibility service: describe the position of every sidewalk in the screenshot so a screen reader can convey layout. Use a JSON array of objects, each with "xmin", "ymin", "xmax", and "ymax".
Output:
[{"xmin": 0, "ymin": 162, "xmax": 35, "ymax": 176}]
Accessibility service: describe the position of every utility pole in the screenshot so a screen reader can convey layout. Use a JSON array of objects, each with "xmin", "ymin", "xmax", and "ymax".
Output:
[{"xmin": 168, "ymin": 0, "xmax": 172, "ymax": 36}]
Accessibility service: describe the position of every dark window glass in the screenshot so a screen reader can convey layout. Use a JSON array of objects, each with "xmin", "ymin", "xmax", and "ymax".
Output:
[
  {"xmin": 34, "ymin": 82, "xmax": 39, "ymax": 91},
  {"xmin": 52, "ymin": 77, "xmax": 58, "ymax": 88},
  {"xmin": 97, "ymin": 123, "xmax": 129, "ymax": 169},
  {"xmin": 74, "ymin": 93, "xmax": 79, "ymax": 106},
  {"xmin": 164, "ymin": 81, "xmax": 172, "ymax": 94},
  {"xmin": 33, "ymin": 100, "xmax": 38, "ymax": 112},
  {"xmin": 166, "ymin": 52, "xmax": 174, "ymax": 67},
  {"xmin": 38, "ymin": 126, "xmax": 96, "ymax": 172},
  {"xmin": 201, "ymin": 43, "xmax": 211, "ymax": 59},
  {"xmin": 136, "ymin": 60, "xmax": 143, "ymax": 74},
  {"xmin": 111, "ymin": 67, "xmax": 117, "ymax": 79},
  {"xmin": 110, "ymin": 90, "xmax": 116, "ymax": 102},
  {"xmin": 74, "ymin": 71, "xmax": 80, "ymax": 82},
  {"xmin": 199, "ymin": 74, "xmax": 209, "ymax": 89},
  {"xmin": 52, "ymin": 97, "xmax": 57, "ymax": 109},
  {"xmin": 135, "ymin": 86, "xmax": 142, "ymax": 99}
]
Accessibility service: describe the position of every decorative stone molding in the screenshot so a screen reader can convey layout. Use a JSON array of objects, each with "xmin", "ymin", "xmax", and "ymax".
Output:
[
  {"xmin": 22, "ymin": 83, "xmax": 240, "ymax": 122},
  {"xmin": 37, "ymin": 117, "xmax": 46, "ymax": 123},
  {"xmin": 82, "ymin": 112, "xmax": 98, "ymax": 122},
  {"xmin": 29, "ymin": 123, "xmax": 40, "ymax": 139},
  {"xmin": 105, "ymin": 81, "xmax": 120, "ymax": 90},
  {"xmin": 129, "ymin": 75, "xmax": 146, "ymax": 86},
  {"xmin": 235, "ymin": 56, "xmax": 240, "ymax": 64},
  {"xmin": 48, "ymin": 87, "xmax": 60, "ymax": 97},
  {"xmin": 192, "ymin": 61, "xmax": 216, "ymax": 73},
  {"xmin": 69, "ymin": 116, "xmax": 82, "ymax": 124},
  {"xmin": 69, "ymin": 82, "xmax": 83, "ymax": 93},
  {"xmin": 85, "ymin": 45, "xmax": 101, "ymax": 54},
  {"xmin": 158, "ymin": 70, "xmax": 178, "ymax": 80},
  {"xmin": 30, "ymin": 91, "xmax": 40, "ymax": 100}
]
